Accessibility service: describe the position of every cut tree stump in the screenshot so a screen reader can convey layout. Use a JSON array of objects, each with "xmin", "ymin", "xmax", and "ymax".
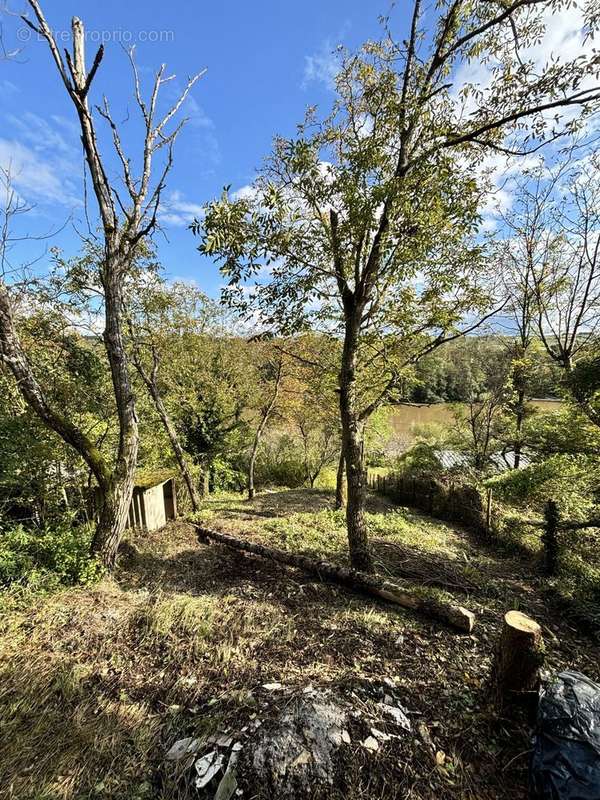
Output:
[
  {"xmin": 192, "ymin": 523, "xmax": 475, "ymax": 633},
  {"xmin": 491, "ymin": 610, "xmax": 544, "ymax": 709}
]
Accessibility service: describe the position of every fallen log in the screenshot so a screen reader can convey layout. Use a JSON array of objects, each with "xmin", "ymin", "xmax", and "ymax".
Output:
[{"xmin": 191, "ymin": 523, "xmax": 475, "ymax": 633}]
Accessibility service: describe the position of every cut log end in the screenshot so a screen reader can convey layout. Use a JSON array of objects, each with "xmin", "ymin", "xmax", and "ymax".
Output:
[{"xmin": 504, "ymin": 610, "xmax": 541, "ymax": 637}]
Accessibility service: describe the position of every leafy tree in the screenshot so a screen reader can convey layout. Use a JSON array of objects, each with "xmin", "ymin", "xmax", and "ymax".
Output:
[
  {"xmin": 128, "ymin": 279, "xmax": 215, "ymax": 511},
  {"xmin": 196, "ymin": 2, "xmax": 599, "ymax": 570},
  {"xmin": 247, "ymin": 351, "xmax": 284, "ymax": 500}
]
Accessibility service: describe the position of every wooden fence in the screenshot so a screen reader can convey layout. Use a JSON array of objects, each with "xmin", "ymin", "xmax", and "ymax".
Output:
[
  {"xmin": 367, "ymin": 472, "xmax": 494, "ymax": 535},
  {"xmin": 368, "ymin": 471, "xmax": 600, "ymax": 576}
]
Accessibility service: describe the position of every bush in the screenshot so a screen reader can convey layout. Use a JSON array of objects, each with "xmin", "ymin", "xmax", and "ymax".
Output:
[
  {"xmin": 487, "ymin": 454, "xmax": 600, "ymax": 520},
  {"xmin": 0, "ymin": 519, "xmax": 102, "ymax": 592},
  {"xmin": 254, "ymin": 434, "xmax": 306, "ymax": 489}
]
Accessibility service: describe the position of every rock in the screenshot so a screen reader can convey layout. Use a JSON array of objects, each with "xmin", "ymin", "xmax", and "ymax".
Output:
[
  {"xmin": 165, "ymin": 737, "xmax": 200, "ymax": 761},
  {"xmin": 371, "ymin": 728, "xmax": 391, "ymax": 742},
  {"xmin": 362, "ymin": 736, "xmax": 379, "ymax": 752},
  {"xmin": 262, "ymin": 682, "xmax": 284, "ymax": 691},
  {"xmin": 215, "ymin": 767, "xmax": 238, "ymax": 800},
  {"xmin": 194, "ymin": 751, "xmax": 224, "ymax": 789},
  {"xmin": 240, "ymin": 690, "xmax": 348, "ymax": 799},
  {"xmin": 377, "ymin": 702, "xmax": 411, "ymax": 731}
]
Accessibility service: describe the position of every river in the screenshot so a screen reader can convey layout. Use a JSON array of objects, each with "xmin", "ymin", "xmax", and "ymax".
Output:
[{"xmin": 386, "ymin": 398, "xmax": 563, "ymax": 452}]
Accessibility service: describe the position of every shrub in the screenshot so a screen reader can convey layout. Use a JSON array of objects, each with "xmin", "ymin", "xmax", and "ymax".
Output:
[
  {"xmin": 0, "ymin": 519, "xmax": 102, "ymax": 592},
  {"xmin": 487, "ymin": 454, "xmax": 600, "ymax": 520},
  {"xmin": 254, "ymin": 434, "xmax": 306, "ymax": 489}
]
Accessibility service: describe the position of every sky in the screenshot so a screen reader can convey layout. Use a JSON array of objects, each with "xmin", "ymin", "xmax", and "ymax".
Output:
[
  {"xmin": 0, "ymin": 1, "xmax": 595, "ymax": 306},
  {"xmin": 0, "ymin": 0, "xmax": 401, "ymax": 297}
]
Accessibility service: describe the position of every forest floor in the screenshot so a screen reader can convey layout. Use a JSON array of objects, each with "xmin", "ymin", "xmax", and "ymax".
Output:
[{"xmin": 1, "ymin": 488, "xmax": 598, "ymax": 800}]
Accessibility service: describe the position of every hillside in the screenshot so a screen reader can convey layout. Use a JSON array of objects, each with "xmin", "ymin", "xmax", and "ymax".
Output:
[{"xmin": 1, "ymin": 488, "xmax": 597, "ymax": 800}]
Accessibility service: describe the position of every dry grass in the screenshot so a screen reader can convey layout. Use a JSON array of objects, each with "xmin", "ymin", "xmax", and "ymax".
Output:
[{"xmin": 0, "ymin": 487, "xmax": 599, "ymax": 799}]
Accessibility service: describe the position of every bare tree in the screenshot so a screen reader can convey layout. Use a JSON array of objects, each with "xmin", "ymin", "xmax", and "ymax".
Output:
[
  {"xmin": 127, "ymin": 281, "xmax": 209, "ymax": 512},
  {"xmin": 504, "ymin": 145, "xmax": 600, "ymax": 427},
  {"xmin": 0, "ymin": 4, "xmax": 202, "ymax": 567},
  {"xmin": 496, "ymin": 166, "xmax": 555, "ymax": 466}
]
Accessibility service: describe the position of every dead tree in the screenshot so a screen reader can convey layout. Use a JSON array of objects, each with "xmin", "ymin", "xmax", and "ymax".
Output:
[
  {"xmin": 0, "ymin": 4, "xmax": 202, "ymax": 568},
  {"xmin": 491, "ymin": 610, "xmax": 544, "ymax": 710}
]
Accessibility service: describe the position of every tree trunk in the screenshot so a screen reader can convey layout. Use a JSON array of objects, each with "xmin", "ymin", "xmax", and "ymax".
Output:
[
  {"xmin": 155, "ymin": 394, "xmax": 201, "ymax": 511},
  {"xmin": 193, "ymin": 523, "xmax": 475, "ymax": 632},
  {"xmin": 513, "ymin": 387, "xmax": 525, "ymax": 469},
  {"xmin": 335, "ymin": 449, "xmax": 346, "ymax": 510},
  {"xmin": 339, "ymin": 317, "xmax": 373, "ymax": 572},
  {"xmin": 94, "ymin": 266, "xmax": 139, "ymax": 567},
  {"xmin": 91, "ymin": 481, "xmax": 135, "ymax": 569},
  {"xmin": 248, "ymin": 437, "xmax": 259, "ymax": 500},
  {"xmin": 490, "ymin": 610, "xmax": 544, "ymax": 710}
]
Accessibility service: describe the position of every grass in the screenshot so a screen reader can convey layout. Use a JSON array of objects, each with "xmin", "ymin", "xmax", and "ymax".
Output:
[{"xmin": 1, "ymin": 487, "xmax": 599, "ymax": 799}]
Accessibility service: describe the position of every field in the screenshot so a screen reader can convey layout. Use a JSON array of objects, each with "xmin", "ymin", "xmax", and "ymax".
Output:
[{"xmin": 1, "ymin": 487, "xmax": 598, "ymax": 800}]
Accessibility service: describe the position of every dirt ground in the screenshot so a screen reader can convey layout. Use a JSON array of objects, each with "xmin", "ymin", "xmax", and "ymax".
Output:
[{"xmin": 0, "ymin": 488, "xmax": 598, "ymax": 799}]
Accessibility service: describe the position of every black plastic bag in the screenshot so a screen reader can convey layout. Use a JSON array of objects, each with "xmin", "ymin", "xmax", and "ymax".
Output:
[{"xmin": 530, "ymin": 671, "xmax": 600, "ymax": 799}]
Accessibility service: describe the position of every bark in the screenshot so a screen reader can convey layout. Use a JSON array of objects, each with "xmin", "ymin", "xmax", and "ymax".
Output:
[
  {"xmin": 95, "ymin": 263, "xmax": 139, "ymax": 567},
  {"xmin": 335, "ymin": 449, "xmax": 346, "ymax": 510},
  {"xmin": 193, "ymin": 523, "xmax": 475, "ymax": 632},
  {"xmin": 339, "ymin": 316, "xmax": 373, "ymax": 572},
  {"xmin": 248, "ymin": 359, "xmax": 283, "ymax": 500},
  {"xmin": 490, "ymin": 610, "xmax": 544, "ymax": 710},
  {"xmin": 131, "ymin": 345, "xmax": 201, "ymax": 511}
]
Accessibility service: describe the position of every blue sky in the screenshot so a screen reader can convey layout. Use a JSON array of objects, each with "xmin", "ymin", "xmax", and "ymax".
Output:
[{"xmin": 0, "ymin": 1, "xmax": 400, "ymax": 297}]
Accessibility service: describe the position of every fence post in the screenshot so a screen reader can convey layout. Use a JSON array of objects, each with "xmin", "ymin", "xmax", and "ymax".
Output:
[
  {"xmin": 383, "ymin": 476, "xmax": 387, "ymax": 493},
  {"xmin": 377, "ymin": 474, "xmax": 381, "ymax": 492},
  {"xmin": 542, "ymin": 499, "xmax": 560, "ymax": 576},
  {"xmin": 486, "ymin": 488, "xmax": 493, "ymax": 534}
]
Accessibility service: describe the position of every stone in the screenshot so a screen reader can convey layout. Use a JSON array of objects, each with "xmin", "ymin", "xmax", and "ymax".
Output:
[
  {"xmin": 241, "ymin": 691, "xmax": 348, "ymax": 799},
  {"xmin": 362, "ymin": 736, "xmax": 379, "ymax": 752},
  {"xmin": 165, "ymin": 737, "xmax": 200, "ymax": 761}
]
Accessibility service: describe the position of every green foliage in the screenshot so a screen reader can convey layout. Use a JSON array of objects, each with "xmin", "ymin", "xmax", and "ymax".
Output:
[
  {"xmin": 487, "ymin": 454, "xmax": 600, "ymax": 520},
  {"xmin": 0, "ymin": 520, "xmax": 103, "ymax": 592},
  {"xmin": 209, "ymin": 456, "xmax": 246, "ymax": 492},
  {"xmin": 526, "ymin": 406, "xmax": 600, "ymax": 456},
  {"xmin": 254, "ymin": 434, "xmax": 307, "ymax": 489},
  {"xmin": 394, "ymin": 442, "xmax": 446, "ymax": 477}
]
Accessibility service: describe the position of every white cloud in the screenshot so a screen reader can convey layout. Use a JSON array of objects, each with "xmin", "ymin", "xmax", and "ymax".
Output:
[
  {"xmin": 453, "ymin": 4, "xmax": 594, "ymax": 120},
  {"xmin": 0, "ymin": 80, "xmax": 18, "ymax": 98},
  {"xmin": 0, "ymin": 138, "xmax": 80, "ymax": 206},
  {"xmin": 0, "ymin": 108, "xmax": 82, "ymax": 209},
  {"xmin": 159, "ymin": 189, "xmax": 204, "ymax": 227},
  {"xmin": 302, "ymin": 39, "xmax": 343, "ymax": 91},
  {"xmin": 232, "ymin": 184, "xmax": 258, "ymax": 202}
]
